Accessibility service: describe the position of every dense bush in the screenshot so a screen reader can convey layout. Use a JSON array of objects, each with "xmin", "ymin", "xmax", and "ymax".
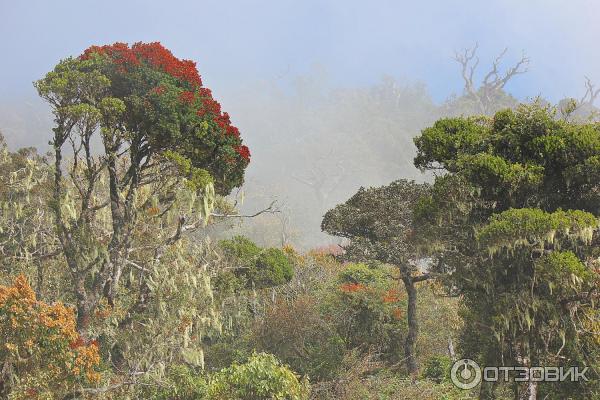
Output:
[
  {"xmin": 324, "ymin": 263, "xmax": 407, "ymax": 358},
  {"xmin": 136, "ymin": 364, "xmax": 207, "ymax": 400},
  {"xmin": 207, "ymin": 352, "xmax": 310, "ymax": 400},
  {"xmin": 219, "ymin": 236, "xmax": 294, "ymax": 289},
  {"xmin": 422, "ymin": 355, "xmax": 453, "ymax": 383},
  {"xmin": 0, "ymin": 276, "xmax": 100, "ymax": 399},
  {"xmin": 252, "ymin": 295, "xmax": 345, "ymax": 381}
]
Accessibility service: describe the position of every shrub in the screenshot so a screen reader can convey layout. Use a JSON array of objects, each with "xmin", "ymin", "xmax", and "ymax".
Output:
[
  {"xmin": 136, "ymin": 364, "xmax": 207, "ymax": 400},
  {"xmin": 337, "ymin": 262, "xmax": 389, "ymax": 285},
  {"xmin": 219, "ymin": 236, "xmax": 294, "ymax": 289},
  {"xmin": 0, "ymin": 275, "xmax": 100, "ymax": 399},
  {"xmin": 207, "ymin": 352, "xmax": 310, "ymax": 400},
  {"xmin": 252, "ymin": 248, "xmax": 294, "ymax": 287},
  {"xmin": 252, "ymin": 295, "xmax": 345, "ymax": 381},
  {"xmin": 422, "ymin": 355, "xmax": 453, "ymax": 383},
  {"xmin": 324, "ymin": 263, "xmax": 407, "ymax": 358}
]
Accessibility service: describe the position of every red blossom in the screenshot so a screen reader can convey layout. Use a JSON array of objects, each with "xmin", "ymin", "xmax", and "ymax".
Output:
[
  {"xmin": 234, "ymin": 145, "xmax": 251, "ymax": 161},
  {"xmin": 226, "ymin": 125, "xmax": 240, "ymax": 137},
  {"xmin": 80, "ymin": 42, "xmax": 202, "ymax": 88},
  {"xmin": 178, "ymin": 90, "xmax": 195, "ymax": 104},
  {"xmin": 392, "ymin": 308, "xmax": 403, "ymax": 319},
  {"xmin": 382, "ymin": 288, "xmax": 401, "ymax": 303},
  {"xmin": 69, "ymin": 337, "xmax": 85, "ymax": 350},
  {"xmin": 80, "ymin": 42, "xmax": 249, "ymax": 166}
]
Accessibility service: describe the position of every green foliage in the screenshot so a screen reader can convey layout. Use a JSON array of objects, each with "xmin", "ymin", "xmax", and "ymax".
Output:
[
  {"xmin": 422, "ymin": 355, "xmax": 452, "ymax": 383},
  {"xmin": 413, "ymin": 117, "xmax": 489, "ymax": 171},
  {"xmin": 477, "ymin": 208, "xmax": 598, "ymax": 256},
  {"xmin": 321, "ymin": 179, "xmax": 430, "ymax": 266},
  {"xmin": 325, "ymin": 263, "xmax": 406, "ymax": 358},
  {"xmin": 219, "ymin": 236, "xmax": 294, "ymax": 289},
  {"xmin": 164, "ymin": 149, "xmax": 214, "ymax": 191},
  {"xmin": 414, "ymin": 103, "xmax": 600, "ymax": 398},
  {"xmin": 337, "ymin": 262, "xmax": 388, "ymax": 285},
  {"xmin": 220, "ymin": 235, "xmax": 261, "ymax": 260},
  {"xmin": 536, "ymin": 250, "xmax": 593, "ymax": 297},
  {"xmin": 137, "ymin": 364, "xmax": 207, "ymax": 400},
  {"xmin": 253, "ymin": 248, "xmax": 294, "ymax": 287},
  {"xmin": 207, "ymin": 352, "xmax": 310, "ymax": 400}
]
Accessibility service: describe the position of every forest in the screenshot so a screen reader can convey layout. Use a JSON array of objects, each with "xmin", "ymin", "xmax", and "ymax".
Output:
[{"xmin": 0, "ymin": 14, "xmax": 600, "ymax": 400}]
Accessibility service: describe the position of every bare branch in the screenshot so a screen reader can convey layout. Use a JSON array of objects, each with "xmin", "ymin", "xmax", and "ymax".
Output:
[
  {"xmin": 211, "ymin": 200, "xmax": 280, "ymax": 219},
  {"xmin": 580, "ymin": 76, "xmax": 600, "ymax": 105},
  {"xmin": 453, "ymin": 45, "xmax": 529, "ymax": 114},
  {"xmin": 453, "ymin": 43, "xmax": 479, "ymax": 97}
]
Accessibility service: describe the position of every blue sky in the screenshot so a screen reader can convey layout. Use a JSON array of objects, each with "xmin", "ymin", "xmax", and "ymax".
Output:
[{"xmin": 1, "ymin": 0, "xmax": 599, "ymax": 102}]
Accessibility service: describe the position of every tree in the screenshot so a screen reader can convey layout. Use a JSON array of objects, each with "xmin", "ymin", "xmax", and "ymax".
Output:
[
  {"xmin": 558, "ymin": 77, "xmax": 600, "ymax": 121},
  {"xmin": 414, "ymin": 104, "xmax": 600, "ymax": 399},
  {"xmin": 449, "ymin": 44, "xmax": 528, "ymax": 116},
  {"xmin": 35, "ymin": 42, "xmax": 250, "ymax": 331},
  {"xmin": 321, "ymin": 179, "xmax": 432, "ymax": 374}
]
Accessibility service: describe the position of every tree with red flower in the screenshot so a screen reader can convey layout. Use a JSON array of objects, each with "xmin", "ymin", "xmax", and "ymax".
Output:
[{"xmin": 35, "ymin": 42, "xmax": 250, "ymax": 332}]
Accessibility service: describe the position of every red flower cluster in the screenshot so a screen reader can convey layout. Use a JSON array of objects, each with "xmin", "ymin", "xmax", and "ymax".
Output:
[
  {"xmin": 235, "ymin": 145, "xmax": 251, "ymax": 161},
  {"xmin": 81, "ymin": 42, "xmax": 202, "ymax": 88},
  {"xmin": 339, "ymin": 282, "xmax": 366, "ymax": 293},
  {"xmin": 179, "ymin": 90, "xmax": 196, "ymax": 104},
  {"xmin": 382, "ymin": 288, "xmax": 402, "ymax": 303},
  {"xmin": 80, "ymin": 42, "xmax": 250, "ymax": 162},
  {"xmin": 81, "ymin": 42, "xmax": 139, "ymax": 67},
  {"xmin": 69, "ymin": 337, "xmax": 85, "ymax": 350},
  {"xmin": 197, "ymin": 96, "xmax": 222, "ymax": 117}
]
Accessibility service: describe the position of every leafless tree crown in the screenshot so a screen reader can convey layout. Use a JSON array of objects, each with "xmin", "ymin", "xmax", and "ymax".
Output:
[{"xmin": 453, "ymin": 43, "xmax": 529, "ymax": 114}]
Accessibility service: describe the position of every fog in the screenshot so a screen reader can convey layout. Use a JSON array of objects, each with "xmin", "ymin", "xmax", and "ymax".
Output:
[{"xmin": 1, "ymin": 0, "xmax": 600, "ymax": 248}]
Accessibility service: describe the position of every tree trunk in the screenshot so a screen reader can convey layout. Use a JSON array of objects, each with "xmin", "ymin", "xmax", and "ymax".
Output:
[
  {"xmin": 448, "ymin": 337, "xmax": 456, "ymax": 361},
  {"xmin": 401, "ymin": 275, "xmax": 419, "ymax": 375},
  {"xmin": 480, "ymin": 380, "xmax": 497, "ymax": 400},
  {"xmin": 526, "ymin": 381, "xmax": 537, "ymax": 400}
]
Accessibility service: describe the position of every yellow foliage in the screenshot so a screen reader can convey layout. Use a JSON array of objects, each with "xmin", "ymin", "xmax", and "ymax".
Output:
[{"xmin": 0, "ymin": 275, "xmax": 101, "ymax": 399}]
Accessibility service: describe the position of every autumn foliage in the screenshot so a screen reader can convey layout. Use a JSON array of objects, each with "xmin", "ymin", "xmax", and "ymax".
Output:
[{"xmin": 0, "ymin": 276, "xmax": 100, "ymax": 399}]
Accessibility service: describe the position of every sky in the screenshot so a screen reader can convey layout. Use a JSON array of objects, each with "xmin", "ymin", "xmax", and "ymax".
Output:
[{"xmin": 1, "ymin": 0, "xmax": 600, "ymax": 103}]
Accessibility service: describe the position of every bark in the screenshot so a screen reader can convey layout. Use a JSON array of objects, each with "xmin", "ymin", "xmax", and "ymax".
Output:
[
  {"xmin": 479, "ymin": 380, "xmax": 497, "ymax": 400},
  {"xmin": 401, "ymin": 274, "xmax": 419, "ymax": 375},
  {"xmin": 525, "ymin": 381, "xmax": 537, "ymax": 400}
]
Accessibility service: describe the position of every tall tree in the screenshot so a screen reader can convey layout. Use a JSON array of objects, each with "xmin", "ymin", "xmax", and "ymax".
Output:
[
  {"xmin": 35, "ymin": 42, "xmax": 251, "ymax": 331},
  {"xmin": 414, "ymin": 104, "xmax": 600, "ymax": 399},
  {"xmin": 322, "ymin": 179, "xmax": 432, "ymax": 374}
]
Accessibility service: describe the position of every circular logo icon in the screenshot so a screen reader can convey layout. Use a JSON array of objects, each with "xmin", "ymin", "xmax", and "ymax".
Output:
[{"xmin": 451, "ymin": 358, "xmax": 482, "ymax": 389}]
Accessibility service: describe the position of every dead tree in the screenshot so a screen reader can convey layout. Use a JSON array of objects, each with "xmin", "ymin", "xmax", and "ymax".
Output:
[
  {"xmin": 580, "ymin": 76, "xmax": 600, "ymax": 106},
  {"xmin": 454, "ymin": 43, "xmax": 529, "ymax": 115},
  {"xmin": 559, "ymin": 77, "xmax": 600, "ymax": 120}
]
